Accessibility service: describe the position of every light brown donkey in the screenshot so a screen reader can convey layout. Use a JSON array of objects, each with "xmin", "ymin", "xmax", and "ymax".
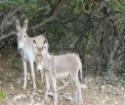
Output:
[{"xmin": 33, "ymin": 39, "xmax": 83, "ymax": 105}]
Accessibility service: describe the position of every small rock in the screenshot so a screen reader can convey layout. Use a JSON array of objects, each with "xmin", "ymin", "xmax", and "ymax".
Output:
[
  {"xmin": 13, "ymin": 94, "xmax": 27, "ymax": 101},
  {"xmin": 48, "ymin": 92, "xmax": 54, "ymax": 97},
  {"xmin": 34, "ymin": 103, "xmax": 41, "ymax": 105},
  {"xmin": 81, "ymin": 84, "xmax": 88, "ymax": 89},
  {"xmin": 112, "ymin": 91, "xmax": 120, "ymax": 96},
  {"xmin": 32, "ymin": 90, "xmax": 38, "ymax": 96},
  {"xmin": 64, "ymin": 95, "xmax": 73, "ymax": 101},
  {"xmin": 101, "ymin": 85, "xmax": 106, "ymax": 90}
]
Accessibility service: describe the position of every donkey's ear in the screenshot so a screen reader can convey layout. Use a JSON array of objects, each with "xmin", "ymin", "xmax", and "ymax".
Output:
[
  {"xmin": 43, "ymin": 40, "xmax": 48, "ymax": 51},
  {"xmin": 33, "ymin": 40, "xmax": 37, "ymax": 48},
  {"xmin": 16, "ymin": 19, "xmax": 21, "ymax": 32},
  {"xmin": 23, "ymin": 18, "xmax": 28, "ymax": 31}
]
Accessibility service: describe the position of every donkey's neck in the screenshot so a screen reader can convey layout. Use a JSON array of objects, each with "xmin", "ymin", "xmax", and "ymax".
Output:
[
  {"xmin": 44, "ymin": 52, "xmax": 52, "ymax": 62},
  {"xmin": 44, "ymin": 52, "xmax": 55, "ymax": 70},
  {"xmin": 20, "ymin": 37, "xmax": 35, "ymax": 61}
]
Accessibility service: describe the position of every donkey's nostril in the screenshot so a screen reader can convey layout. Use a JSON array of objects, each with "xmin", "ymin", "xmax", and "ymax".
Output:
[{"xmin": 18, "ymin": 42, "xmax": 24, "ymax": 49}]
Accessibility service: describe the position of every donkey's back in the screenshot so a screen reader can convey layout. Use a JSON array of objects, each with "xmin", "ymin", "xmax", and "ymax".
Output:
[{"xmin": 53, "ymin": 53, "xmax": 82, "ymax": 78}]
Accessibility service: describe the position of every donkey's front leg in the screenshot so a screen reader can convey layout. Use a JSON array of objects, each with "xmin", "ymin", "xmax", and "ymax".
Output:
[
  {"xmin": 23, "ymin": 60, "xmax": 27, "ymax": 89},
  {"xmin": 51, "ymin": 77, "xmax": 57, "ymax": 105},
  {"xmin": 42, "ymin": 74, "xmax": 50, "ymax": 105},
  {"xmin": 30, "ymin": 61, "xmax": 36, "ymax": 89}
]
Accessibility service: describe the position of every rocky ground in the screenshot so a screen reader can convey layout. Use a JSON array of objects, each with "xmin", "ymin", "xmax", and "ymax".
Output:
[{"xmin": 0, "ymin": 48, "xmax": 125, "ymax": 105}]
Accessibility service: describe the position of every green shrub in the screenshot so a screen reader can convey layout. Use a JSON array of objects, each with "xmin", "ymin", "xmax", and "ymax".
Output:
[{"xmin": 0, "ymin": 89, "xmax": 6, "ymax": 102}]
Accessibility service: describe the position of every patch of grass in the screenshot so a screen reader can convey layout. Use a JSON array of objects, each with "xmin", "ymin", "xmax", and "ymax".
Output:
[{"xmin": 0, "ymin": 89, "xmax": 6, "ymax": 102}]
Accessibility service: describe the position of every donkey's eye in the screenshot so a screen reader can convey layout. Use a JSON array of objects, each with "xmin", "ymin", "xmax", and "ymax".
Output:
[
  {"xmin": 43, "ymin": 46, "xmax": 46, "ymax": 49},
  {"xmin": 24, "ymin": 35, "xmax": 26, "ymax": 39}
]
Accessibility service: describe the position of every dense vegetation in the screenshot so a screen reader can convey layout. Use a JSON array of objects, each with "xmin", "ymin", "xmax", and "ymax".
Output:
[{"xmin": 0, "ymin": 0, "xmax": 125, "ymax": 79}]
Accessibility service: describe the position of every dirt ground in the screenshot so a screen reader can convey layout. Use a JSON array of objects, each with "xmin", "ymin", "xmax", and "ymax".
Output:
[{"xmin": 0, "ymin": 48, "xmax": 125, "ymax": 105}]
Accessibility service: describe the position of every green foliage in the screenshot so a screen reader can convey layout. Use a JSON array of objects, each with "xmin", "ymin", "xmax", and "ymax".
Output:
[
  {"xmin": 73, "ymin": 0, "xmax": 85, "ymax": 14},
  {"xmin": 0, "ymin": 89, "xmax": 6, "ymax": 102},
  {"xmin": 1, "ymin": 0, "xmax": 125, "ymax": 76},
  {"xmin": 0, "ymin": 0, "xmax": 38, "ymax": 14},
  {"xmin": 47, "ymin": 24, "xmax": 65, "ymax": 51},
  {"xmin": 109, "ymin": 0, "xmax": 125, "ymax": 12}
]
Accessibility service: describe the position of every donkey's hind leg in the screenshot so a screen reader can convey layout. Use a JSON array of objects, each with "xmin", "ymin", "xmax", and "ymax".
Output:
[{"xmin": 72, "ymin": 75, "xmax": 83, "ymax": 105}]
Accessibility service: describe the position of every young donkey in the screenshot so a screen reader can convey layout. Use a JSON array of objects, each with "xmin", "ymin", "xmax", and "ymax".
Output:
[
  {"xmin": 16, "ymin": 19, "xmax": 46, "ymax": 89},
  {"xmin": 33, "ymin": 39, "xmax": 83, "ymax": 105}
]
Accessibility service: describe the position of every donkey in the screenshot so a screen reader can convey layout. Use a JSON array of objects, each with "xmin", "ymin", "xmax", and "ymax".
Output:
[
  {"xmin": 16, "ymin": 18, "xmax": 46, "ymax": 89},
  {"xmin": 33, "ymin": 39, "xmax": 83, "ymax": 105}
]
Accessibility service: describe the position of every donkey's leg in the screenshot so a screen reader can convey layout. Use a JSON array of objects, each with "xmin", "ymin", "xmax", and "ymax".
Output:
[
  {"xmin": 73, "ymin": 75, "xmax": 83, "ymax": 105},
  {"xmin": 42, "ymin": 74, "xmax": 50, "ymax": 104},
  {"xmin": 41, "ymin": 71, "xmax": 45, "ymax": 88},
  {"xmin": 30, "ymin": 61, "xmax": 36, "ymax": 89},
  {"xmin": 51, "ymin": 77, "xmax": 57, "ymax": 105},
  {"xmin": 23, "ymin": 60, "xmax": 27, "ymax": 89},
  {"xmin": 75, "ymin": 78, "xmax": 83, "ymax": 105}
]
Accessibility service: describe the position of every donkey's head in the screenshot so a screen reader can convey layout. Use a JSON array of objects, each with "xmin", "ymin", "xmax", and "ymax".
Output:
[
  {"xmin": 16, "ymin": 18, "xmax": 28, "ymax": 49},
  {"xmin": 33, "ymin": 39, "xmax": 48, "ymax": 71}
]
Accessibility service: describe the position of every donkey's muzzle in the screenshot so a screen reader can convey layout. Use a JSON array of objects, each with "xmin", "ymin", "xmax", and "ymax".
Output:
[{"xmin": 37, "ymin": 64, "xmax": 43, "ymax": 71}]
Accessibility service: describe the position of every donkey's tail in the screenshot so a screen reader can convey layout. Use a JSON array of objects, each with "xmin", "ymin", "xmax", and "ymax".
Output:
[{"xmin": 79, "ymin": 66, "xmax": 83, "ymax": 81}]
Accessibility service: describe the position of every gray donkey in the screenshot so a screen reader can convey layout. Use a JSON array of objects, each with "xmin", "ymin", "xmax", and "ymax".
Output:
[
  {"xmin": 33, "ymin": 39, "xmax": 83, "ymax": 105},
  {"xmin": 16, "ymin": 18, "xmax": 46, "ymax": 89}
]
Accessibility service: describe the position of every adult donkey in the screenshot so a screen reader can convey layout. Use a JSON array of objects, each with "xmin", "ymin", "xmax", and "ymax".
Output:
[{"xmin": 16, "ymin": 18, "xmax": 46, "ymax": 89}]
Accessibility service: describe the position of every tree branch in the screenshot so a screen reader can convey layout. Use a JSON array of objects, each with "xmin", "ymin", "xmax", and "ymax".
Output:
[
  {"xmin": 46, "ymin": 0, "xmax": 53, "ymax": 9},
  {"xmin": 49, "ymin": 0, "xmax": 67, "ymax": 17},
  {"xmin": 0, "ymin": 31, "xmax": 16, "ymax": 41},
  {"xmin": 28, "ymin": 16, "xmax": 54, "ymax": 31},
  {"xmin": 29, "ymin": 0, "xmax": 67, "ymax": 31}
]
